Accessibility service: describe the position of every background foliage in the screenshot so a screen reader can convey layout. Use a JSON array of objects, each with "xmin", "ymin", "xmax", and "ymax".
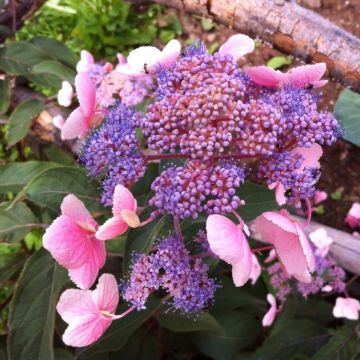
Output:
[{"xmin": 0, "ymin": 0, "xmax": 360, "ymax": 359}]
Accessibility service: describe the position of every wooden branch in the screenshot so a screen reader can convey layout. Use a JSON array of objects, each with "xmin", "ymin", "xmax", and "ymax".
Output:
[
  {"xmin": 0, "ymin": 0, "xmax": 46, "ymax": 43},
  {"xmin": 251, "ymin": 217, "xmax": 360, "ymax": 276},
  {"xmin": 128, "ymin": 0, "xmax": 360, "ymax": 92}
]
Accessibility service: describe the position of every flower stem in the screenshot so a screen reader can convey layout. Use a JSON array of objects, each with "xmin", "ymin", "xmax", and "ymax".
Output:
[
  {"xmin": 112, "ymin": 306, "xmax": 136, "ymax": 320},
  {"xmin": 252, "ymin": 245, "xmax": 274, "ymax": 253}
]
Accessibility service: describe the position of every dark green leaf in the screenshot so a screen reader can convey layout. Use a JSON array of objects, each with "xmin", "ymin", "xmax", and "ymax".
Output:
[
  {"xmin": 0, "ymin": 161, "xmax": 59, "ymax": 193},
  {"xmin": 0, "ymin": 78, "xmax": 10, "ymax": 114},
  {"xmin": 250, "ymin": 320, "xmax": 329, "ymax": 360},
  {"xmin": 30, "ymin": 37, "xmax": 77, "ymax": 68},
  {"xmin": 237, "ymin": 182, "xmax": 279, "ymax": 221},
  {"xmin": 0, "ymin": 202, "xmax": 38, "ymax": 242},
  {"xmin": 32, "ymin": 60, "xmax": 76, "ymax": 86},
  {"xmin": 156, "ymin": 312, "xmax": 222, "ymax": 333},
  {"xmin": 78, "ymin": 298, "xmax": 162, "ymax": 358},
  {"xmin": 193, "ymin": 312, "xmax": 261, "ymax": 360},
  {"xmin": 270, "ymin": 297, "xmax": 298, "ymax": 336},
  {"xmin": 311, "ymin": 326, "xmax": 360, "ymax": 360},
  {"xmin": 24, "ymin": 166, "xmax": 102, "ymax": 213},
  {"xmin": 212, "ymin": 276, "xmax": 267, "ymax": 314},
  {"xmin": 0, "ymin": 42, "xmax": 50, "ymax": 75},
  {"xmin": 43, "ymin": 146, "xmax": 76, "ymax": 166},
  {"xmin": 7, "ymin": 249, "xmax": 68, "ymax": 360},
  {"xmin": 335, "ymin": 89, "xmax": 360, "ymax": 147},
  {"xmin": 54, "ymin": 349, "xmax": 74, "ymax": 360},
  {"xmin": 0, "ymin": 253, "xmax": 26, "ymax": 287},
  {"xmin": 123, "ymin": 214, "xmax": 168, "ymax": 272},
  {"xmin": 295, "ymin": 299, "xmax": 334, "ymax": 326},
  {"xmin": 7, "ymin": 99, "xmax": 44, "ymax": 146}
]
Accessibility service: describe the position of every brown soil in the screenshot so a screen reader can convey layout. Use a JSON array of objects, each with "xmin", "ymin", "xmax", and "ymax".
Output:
[{"xmin": 170, "ymin": 0, "xmax": 360, "ymax": 232}]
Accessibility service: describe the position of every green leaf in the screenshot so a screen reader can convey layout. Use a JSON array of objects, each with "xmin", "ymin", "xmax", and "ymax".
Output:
[
  {"xmin": 30, "ymin": 37, "xmax": 77, "ymax": 68},
  {"xmin": 311, "ymin": 326, "xmax": 360, "ymax": 360},
  {"xmin": 193, "ymin": 312, "xmax": 261, "ymax": 360},
  {"xmin": 0, "ymin": 202, "xmax": 38, "ymax": 242},
  {"xmin": 0, "ymin": 161, "xmax": 59, "ymax": 193},
  {"xmin": 335, "ymin": 89, "xmax": 360, "ymax": 147},
  {"xmin": 7, "ymin": 249, "xmax": 68, "ymax": 360},
  {"xmin": 78, "ymin": 298, "xmax": 162, "ymax": 358},
  {"xmin": 250, "ymin": 320, "xmax": 329, "ymax": 360},
  {"xmin": 295, "ymin": 299, "xmax": 333, "ymax": 326},
  {"xmin": 270, "ymin": 297, "xmax": 298, "ymax": 336},
  {"xmin": 24, "ymin": 166, "xmax": 102, "ymax": 213},
  {"xmin": 0, "ymin": 78, "xmax": 10, "ymax": 114},
  {"xmin": 0, "ymin": 42, "xmax": 50, "ymax": 75},
  {"xmin": 267, "ymin": 56, "xmax": 292, "ymax": 69},
  {"xmin": 156, "ymin": 312, "xmax": 222, "ymax": 333},
  {"xmin": 43, "ymin": 146, "xmax": 75, "ymax": 166},
  {"xmin": 212, "ymin": 276, "xmax": 267, "ymax": 314},
  {"xmin": 237, "ymin": 182, "xmax": 278, "ymax": 221},
  {"xmin": 123, "ymin": 214, "xmax": 168, "ymax": 272},
  {"xmin": 32, "ymin": 60, "xmax": 76, "ymax": 86},
  {"xmin": 7, "ymin": 99, "xmax": 44, "ymax": 146},
  {"xmin": 0, "ymin": 253, "xmax": 26, "ymax": 287}
]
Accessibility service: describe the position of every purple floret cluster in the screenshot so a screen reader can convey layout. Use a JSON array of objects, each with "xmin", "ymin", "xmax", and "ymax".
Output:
[
  {"xmin": 268, "ymin": 252, "xmax": 346, "ymax": 302},
  {"xmin": 122, "ymin": 235, "xmax": 219, "ymax": 314},
  {"xmin": 80, "ymin": 41, "xmax": 340, "ymax": 212},
  {"xmin": 80, "ymin": 103, "xmax": 146, "ymax": 205},
  {"xmin": 149, "ymin": 160, "xmax": 245, "ymax": 219}
]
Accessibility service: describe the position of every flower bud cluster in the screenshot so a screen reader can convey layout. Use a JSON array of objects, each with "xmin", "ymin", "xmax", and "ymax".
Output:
[{"xmin": 149, "ymin": 161, "xmax": 245, "ymax": 219}]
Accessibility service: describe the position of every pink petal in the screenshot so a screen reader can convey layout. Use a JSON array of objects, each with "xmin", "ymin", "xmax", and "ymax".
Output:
[
  {"xmin": 345, "ymin": 203, "xmax": 360, "ymax": 228},
  {"xmin": 293, "ymin": 144, "xmax": 323, "ymax": 169},
  {"xmin": 53, "ymin": 115, "xmax": 65, "ymax": 130},
  {"xmin": 272, "ymin": 182, "xmax": 287, "ymax": 206},
  {"xmin": 313, "ymin": 190, "xmax": 328, "ymax": 205},
  {"xmin": 43, "ymin": 215, "xmax": 94, "ymax": 269},
  {"xmin": 61, "ymin": 107, "xmax": 88, "ymax": 140},
  {"xmin": 158, "ymin": 39, "xmax": 181, "ymax": 69},
  {"xmin": 117, "ymin": 53, "xmax": 126, "ymax": 65},
  {"xmin": 96, "ymin": 216, "xmax": 128, "ymax": 241},
  {"xmin": 287, "ymin": 63, "xmax": 326, "ymax": 88},
  {"xmin": 68, "ymin": 237, "xmax": 106, "ymax": 289},
  {"xmin": 116, "ymin": 63, "xmax": 145, "ymax": 77},
  {"xmin": 219, "ymin": 34, "xmax": 255, "ymax": 61},
  {"xmin": 206, "ymin": 215, "xmax": 245, "ymax": 265},
  {"xmin": 61, "ymin": 194, "xmax": 97, "ymax": 227},
  {"xmin": 255, "ymin": 211, "xmax": 315, "ymax": 283},
  {"xmin": 57, "ymin": 81, "xmax": 73, "ymax": 107},
  {"xmin": 353, "ymin": 231, "xmax": 360, "ymax": 239},
  {"xmin": 113, "ymin": 184, "xmax": 137, "ymax": 215},
  {"xmin": 308, "ymin": 228, "xmax": 333, "ymax": 257},
  {"xmin": 246, "ymin": 66, "xmax": 284, "ymax": 87},
  {"xmin": 231, "ymin": 238, "xmax": 253, "ymax": 286},
  {"xmin": 76, "ymin": 50, "xmax": 95, "ymax": 73},
  {"xmin": 262, "ymin": 294, "xmax": 277, "ymax": 327},
  {"xmin": 249, "ymin": 254, "xmax": 261, "ymax": 285},
  {"xmin": 265, "ymin": 249, "xmax": 277, "ymax": 263},
  {"xmin": 75, "ymin": 73, "xmax": 96, "ymax": 118},
  {"xmin": 57, "ymin": 289, "xmax": 97, "ymax": 324},
  {"xmin": 92, "ymin": 274, "xmax": 119, "ymax": 313},
  {"xmin": 103, "ymin": 62, "xmax": 113, "ymax": 72},
  {"xmin": 62, "ymin": 314, "xmax": 112, "ymax": 347},
  {"xmin": 333, "ymin": 297, "xmax": 360, "ymax": 321},
  {"xmin": 313, "ymin": 80, "xmax": 328, "ymax": 88}
]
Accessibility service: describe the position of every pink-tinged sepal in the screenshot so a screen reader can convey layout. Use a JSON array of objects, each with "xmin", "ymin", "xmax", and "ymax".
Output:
[
  {"xmin": 255, "ymin": 210, "xmax": 315, "ymax": 283},
  {"xmin": 262, "ymin": 294, "xmax": 277, "ymax": 327},
  {"xmin": 333, "ymin": 297, "xmax": 360, "ymax": 320},
  {"xmin": 77, "ymin": 50, "xmax": 95, "ymax": 73},
  {"xmin": 219, "ymin": 34, "xmax": 255, "ymax": 61},
  {"xmin": 57, "ymin": 274, "xmax": 120, "ymax": 347},
  {"xmin": 246, "ymin": 66, "xmax": 285, "ymax": 87}
]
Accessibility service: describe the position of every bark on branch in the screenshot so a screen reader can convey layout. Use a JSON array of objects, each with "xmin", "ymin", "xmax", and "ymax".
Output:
[
  {"xmin": 0, "ymin": 0, "xmax": 46, "ymax": 43},
  {"xmin": 129, "ymin": 0, "xmax": 360, "ymax": 92}
]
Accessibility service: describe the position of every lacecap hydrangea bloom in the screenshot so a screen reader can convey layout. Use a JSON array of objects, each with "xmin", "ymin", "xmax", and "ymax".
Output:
[{"xmin": 45, "ymin": 34, "xmax": 351, "ymax": 348}]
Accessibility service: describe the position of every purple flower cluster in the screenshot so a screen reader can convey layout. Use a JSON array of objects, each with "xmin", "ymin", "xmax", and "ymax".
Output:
[
  {"xmin": 258, "ymin": 151, "xmax": 320, "ymax": 205},
  {"xmin": 268, "ymin": 253, "xmax": 346, "ymax": 301},
  {"xmin": 297, "ymin": 254, "xmax": 346, "ymax": 298},
  {"xmin": 80, "ymin": 102, "xmax": 146, "ymax": 205},
  {"xmin": 122, "ymin": 236, "xmax": 218, "ymax": 314},
  {"xmin": 149, "ymin": 161, "xmax": 245, "ymax": 219},
  {"xmin": 142, "ymin": 47, "xmax": 339, "ymax": 162}
]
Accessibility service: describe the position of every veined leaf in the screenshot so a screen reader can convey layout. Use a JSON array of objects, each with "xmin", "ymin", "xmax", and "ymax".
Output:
[{"xmin": 7, "ymin": 249, "xmax": 68, "ymax": 360}]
